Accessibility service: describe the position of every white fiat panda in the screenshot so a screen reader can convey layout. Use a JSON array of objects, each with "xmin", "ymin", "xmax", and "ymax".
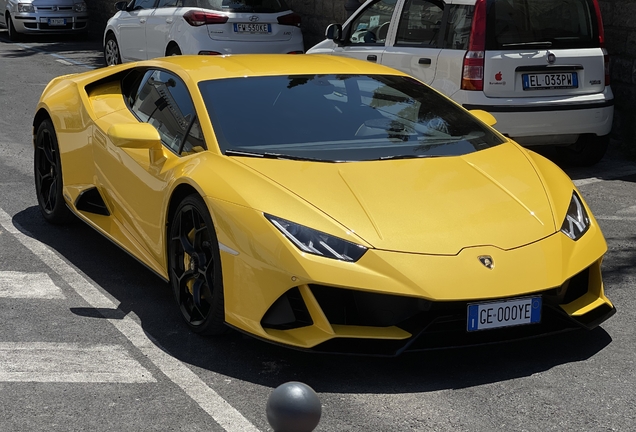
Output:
[{"xmin": 308, "ymin": 0, "xmax": 613, "ymax": 166}]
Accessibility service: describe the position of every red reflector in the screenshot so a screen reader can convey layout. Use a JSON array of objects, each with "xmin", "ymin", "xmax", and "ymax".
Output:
[
  {"xmin": 287, "ymin": 51, "xmax": 304, "ymax": 54},
  {"xmin": 183, "ymin": 10, "xmax": 228, "ymax": 26},
  {"xmin": 198, "ymin": 51, "xmax": 222, "ymax": 55},
  {"xmin": 277, "ymin": 12, "xmax": 301, "ymax": 27}
]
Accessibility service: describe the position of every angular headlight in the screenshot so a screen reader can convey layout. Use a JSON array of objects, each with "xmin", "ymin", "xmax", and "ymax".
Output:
[
  {"xmin": 560, "ymin": 191, "xmax": 590, "ymax": 240},
  {"xmin": 18, "ymin": 3, "xmax": 35, "ymax": 12},
  {"xmin": 265, "ymin": 214, "xmax": 367, "ymax": 262},
  {"xmin": 74, "ymin": 1, "xmax": 87, "ymax": 12}
]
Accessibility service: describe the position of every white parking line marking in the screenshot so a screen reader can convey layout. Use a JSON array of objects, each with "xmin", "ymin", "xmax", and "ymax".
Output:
[
  {"xmin": 15, "ymin": 43, "xmax": 96, "ymax": 69},
  {"xmin": 0, "ymin": 207, "xmax": 259, "ymax": 432},
  {"xmin": 0, "ymin": 271, "xmax": 65, "ymax": 299},
  {"xmin": 0, "ymin": 343, "xmax": 155, "ymax": 383},
  {"xmin": 55, "ymin": 59, "xmax": 73, "ymax": 66}
]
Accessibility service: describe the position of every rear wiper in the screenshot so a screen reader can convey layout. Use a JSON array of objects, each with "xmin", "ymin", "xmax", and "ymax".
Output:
[
  {"xmin": 502, "ymin": 41, "xmax": 552, "ymax": 48},
  {"xmin": 378, "ymin": 154, "xmax": 440, "ymax": 160},
  {"xmin": 225, "ymin": 149, "xmax": 335, "ymax": 162}
]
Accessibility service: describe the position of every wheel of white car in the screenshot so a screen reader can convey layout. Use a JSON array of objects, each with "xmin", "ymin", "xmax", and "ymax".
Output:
[
  {"xmin": 6, "ymin": 14, "xmax": 21, "ymax": 42},
  {"xmin": 166, "ymin": 45, "xmax": 182, "ymax": 57},
  {"xmin": 104, "ymin": 33, "xmax": 122, "ymax": 66}
]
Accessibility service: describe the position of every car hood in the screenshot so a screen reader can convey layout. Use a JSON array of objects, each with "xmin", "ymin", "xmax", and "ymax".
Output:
[{"xmin": 235, "ymin": 143, "xmax": 558, "ymax": 255}]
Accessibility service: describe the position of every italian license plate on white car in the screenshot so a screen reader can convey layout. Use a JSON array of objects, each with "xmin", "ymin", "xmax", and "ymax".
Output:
[
  {"xmin": 234, "ymin": 23, "xmax": 271, "ymax": 33},
  {"xmin": 48, "ymin": 18, "xmax": 66, "ymax": 26},
  {"xmin": 467, "ymin": 296, "xmax": 541, "ymax": 331},
  {"xmin": 523, "ymin": 72, "xmax": 578, "ymax": 90}
]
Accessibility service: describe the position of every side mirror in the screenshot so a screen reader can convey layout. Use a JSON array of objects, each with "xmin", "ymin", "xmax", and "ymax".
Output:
[
  {"xmin": 469, "ymin": 109, "xmax": 497, "ymax": 127},
  {"xmin": 108, "ymin": 123, "xmax": 161, "ymax": 149},
  {"xmin": 325, "ymin": 24, "xmax": 343, "ymax": 42},
  {"xmin": 114, "ymin": 1, "xmax": 128, "ymax": 11}
]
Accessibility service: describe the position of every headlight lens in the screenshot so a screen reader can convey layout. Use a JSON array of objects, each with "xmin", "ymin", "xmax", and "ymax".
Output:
[
  {"xmin": 560, "ymin": 192, "xmax": 590, "ymax": 240},
  {"xmin": 18, "ymin": 3, "xmax": 35, "ymax": 12},
  {"xmin": 265, "ymin": 214, "xmax": 367, "ymax": 262},
  {"xmin": 74, "ymin": 1, "xmax": 87, "ymax": 12}
]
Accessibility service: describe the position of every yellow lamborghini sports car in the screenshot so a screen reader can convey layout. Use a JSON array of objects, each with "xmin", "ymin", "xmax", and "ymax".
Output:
[{"xmin": 33, "ymin": 54, "xmax": 615, "ymax": 356}]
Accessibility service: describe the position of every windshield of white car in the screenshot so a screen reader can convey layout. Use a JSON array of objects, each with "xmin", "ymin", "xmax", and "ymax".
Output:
[{"xmin": 199, "ymin": 74, "xmax": 505, "ymax": 162}]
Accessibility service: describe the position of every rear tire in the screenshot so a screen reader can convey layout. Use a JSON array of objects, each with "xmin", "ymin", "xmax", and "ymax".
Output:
[
  {"xmin": 556, "ymin": 134, "xmax": 609, "ymax": 167},
  {"xmin": 104, "ymin": 33, "xmax": 121, "ymax": 66},
  {"xmin": 166, "ymin": 45, "xmax": 182, "ymax": 56},
  {"xmin": 34, "ymin": 120, "xmax": 74, "ymax": 224}
]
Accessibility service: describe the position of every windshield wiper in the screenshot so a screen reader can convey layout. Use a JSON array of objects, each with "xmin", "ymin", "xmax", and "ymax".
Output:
[
  {"xmin": 225, "ymin": 149, "xmax": 336, "ymax": 162},
  {"xmin": 502, "ymin": 41, "xmax": 552, "ymax": 48},
  {"xmin": 378, "ymin": 154, "xmax": 441, "ymax": 160}
]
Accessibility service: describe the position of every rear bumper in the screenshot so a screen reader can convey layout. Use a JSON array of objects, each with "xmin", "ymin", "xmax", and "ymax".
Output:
[
  {"xmin": 180, "ymin": 26, "xmax": 304, "ymax": 55},
  {"xmin": 456, "ymin": 88, "xmax": 614, "ymax": 144}
]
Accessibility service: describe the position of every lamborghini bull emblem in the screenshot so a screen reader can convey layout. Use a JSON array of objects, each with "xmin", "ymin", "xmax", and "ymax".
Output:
[{"xmin": 478, "ymin": 255, "xmax": 494, "ymax": 269}]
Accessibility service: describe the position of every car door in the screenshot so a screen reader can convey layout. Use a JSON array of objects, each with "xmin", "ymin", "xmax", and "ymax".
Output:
[
  {"xmin": 94, "ymin": 69, "xmax": 206, "ymax": 264},
  {"xmin": 381, "ymin": 0, "xmax": 445, "ymax": 85},
  {"xmin": 331, "ymin": 0, "xmax": 401, "ymax": 64},
  {"xmin": 144, "ymin": 0, "xmax": 179, "ymax": 59},
  {"xmin": 117, "ymin": 0, "xmax": 158, "ymax": 61}
]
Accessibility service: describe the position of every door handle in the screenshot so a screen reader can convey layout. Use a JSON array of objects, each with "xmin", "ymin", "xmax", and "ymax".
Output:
[
  {"xmin": 367, "ymin": 54, "xmax": 377, "ymax": 62},
  {"xmin": 139, "ymin": 18, "xmax": 146, "ymax": 23},
  {"xmin": 418, "ymin": 58, "xmax": 432, "ymax": 65}
]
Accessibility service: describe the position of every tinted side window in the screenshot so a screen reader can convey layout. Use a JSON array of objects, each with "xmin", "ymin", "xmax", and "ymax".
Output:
[
  {"xmin": 442, "ymin": 5, "xmax": 473, "ymax": 49},
  {"xmin": 347, "ymin": 0, "xmax": 397, "ymax": 45},
  {"xmin": 130, "ymin": 70, "xmax": 205, "ymax": 154},
  {"xmin": 395, "ymin": 0, "xmax": 444, "ymax": 47}
]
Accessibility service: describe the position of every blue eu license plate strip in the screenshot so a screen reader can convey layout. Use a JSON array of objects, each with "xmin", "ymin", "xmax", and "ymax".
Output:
[{"xmin": 467, "ymin": 296, "xmax": 541, "ymax": 331}]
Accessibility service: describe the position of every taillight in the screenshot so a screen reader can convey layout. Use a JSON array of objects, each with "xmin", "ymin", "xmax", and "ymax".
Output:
[
  {"xmin": 183, "ymin": 10, "xmax": 228, "ymax": 26},
  {"xmin": 277, "ymin": 12, "xmax": 301, "ymax": 27},
  {"xmin": 461, "ymin": 0, "xmax": 487, "ymax": 91},
  {"xmin": 591, "ymin": 0, "xmax": 610, "ymax": 85}
]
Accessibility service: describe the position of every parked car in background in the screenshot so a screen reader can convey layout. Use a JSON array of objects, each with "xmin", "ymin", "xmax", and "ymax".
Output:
[
  {"xmin": 103, "ymin": 0, "xmax": 304, "ymax": 66},
  {"xmin": 308, "ymin": 0, "xmax": 614, "ymax": 166},
  {"xmin": 0, "ymin": 0, "xmax": 88, "ymax": 40}
]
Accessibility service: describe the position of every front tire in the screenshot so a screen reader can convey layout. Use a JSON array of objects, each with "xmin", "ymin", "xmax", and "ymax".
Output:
[
  {"xmin": 169, "ymin": 195, "xmax": 226, "ymax": 335},
  {"xmin": 34, "ymin": 120, "xmax": 73, "ymax": 224},
  {"xmin": 6, "ymin": 14, "xmax": 21, "ymax": 41},
  {"xmin": 104, "ymin": 33, "xmax": 121, "ymax": 66}
]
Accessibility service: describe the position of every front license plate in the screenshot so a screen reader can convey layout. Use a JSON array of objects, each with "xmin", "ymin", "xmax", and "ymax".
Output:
[
  {"xmin": 467, "ymin": 296, "xmax": 541, "ymax": 331},
  {"xmin": 48, "ymin": 18, "xmax": 67, "ymax": 26},
  {"xmin": 233, "ymin": 23, "xmax": 271, "ymax": 33},
  {"xmin": 522, "ymin": 72, "xmax": 578, "ymax": 90}
]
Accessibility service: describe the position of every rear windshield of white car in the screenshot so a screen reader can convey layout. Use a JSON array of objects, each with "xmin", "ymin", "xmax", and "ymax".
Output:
[
  {"xmin": 199, "ymin": 74, "xmax": 505, "ymax": 162},
  {"xmin": 195, "ymin": 0, "xmax": 290, "ymax": 13},
  {"xmin": 486, "ymin": 0, "xmax": 601, "ymax": 50}
]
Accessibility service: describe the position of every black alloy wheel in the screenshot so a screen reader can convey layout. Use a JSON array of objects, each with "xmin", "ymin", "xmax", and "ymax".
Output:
[
  {"xmin": 34, "ymin": 120, "xmax": 73, "ymax": 224},
  {"xmin": 169, "ymin": 195, "xmax": 226, "ymax": 335}
]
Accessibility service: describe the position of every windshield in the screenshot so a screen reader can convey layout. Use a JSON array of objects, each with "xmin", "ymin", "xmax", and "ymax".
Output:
[
  {"xmin": 486, "ymin": 0, "xmax": 600, "ymax": 50},
  {"xmin": 199, "ymin": 74, "xmax": 505, "ymax": 162},
  {"xmin": 195, "ymin": 0, "xmax": 290, "ymax": 13}
]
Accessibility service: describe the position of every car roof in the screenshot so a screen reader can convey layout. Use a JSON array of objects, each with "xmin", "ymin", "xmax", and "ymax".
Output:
[{"xmin": 144, "ymin": 54, "xmax": 410, "ymax": 83}]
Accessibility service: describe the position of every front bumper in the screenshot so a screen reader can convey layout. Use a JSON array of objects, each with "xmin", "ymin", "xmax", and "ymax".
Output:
[
  {"xmin": 13, "ymin": 13, "xmax": 88, "ymax": 33},
  {"xmin": 213, "ymin": 199, "xmax": 614, "ymax": 356}
]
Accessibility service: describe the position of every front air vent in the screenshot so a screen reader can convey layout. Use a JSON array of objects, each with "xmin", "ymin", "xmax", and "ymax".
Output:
[{"xmin": 261, "ymin": 287, "xmax": 313, "ymax": 330}]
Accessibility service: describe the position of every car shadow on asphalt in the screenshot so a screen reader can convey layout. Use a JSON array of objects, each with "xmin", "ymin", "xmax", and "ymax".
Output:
[
  {"xmin": 12, "ymin": 204, "xmax": 621, "ymax": 395},
  {"xmin": 0, "ymin": 30, "xmax": 104, "ymax": 68}
]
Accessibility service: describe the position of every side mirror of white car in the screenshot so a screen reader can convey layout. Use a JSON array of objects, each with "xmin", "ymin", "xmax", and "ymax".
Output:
[{"xmin": 326, "ymin": 24, "xmax": 343, "ymax": 42}]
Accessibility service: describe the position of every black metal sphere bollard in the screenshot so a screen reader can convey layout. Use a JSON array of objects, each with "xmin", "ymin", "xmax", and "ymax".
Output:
[{"xmin": 266, "ymin": 381, "xmax": 322, "ymax": 432}]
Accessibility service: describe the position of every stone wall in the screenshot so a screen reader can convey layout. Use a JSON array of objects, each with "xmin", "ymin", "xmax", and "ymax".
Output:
[{"xmin": 601, "ymin": 0, "xmax": 636, "ymax": 152}]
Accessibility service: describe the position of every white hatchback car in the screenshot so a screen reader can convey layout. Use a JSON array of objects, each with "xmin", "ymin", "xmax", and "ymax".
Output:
[
  {"xmin": 103, "ymin": 0, "xmax": 304, "ymax": 65},
  {"xmin": 308, "ymin": 0, "xmax": 614, "ymax": 166}
]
